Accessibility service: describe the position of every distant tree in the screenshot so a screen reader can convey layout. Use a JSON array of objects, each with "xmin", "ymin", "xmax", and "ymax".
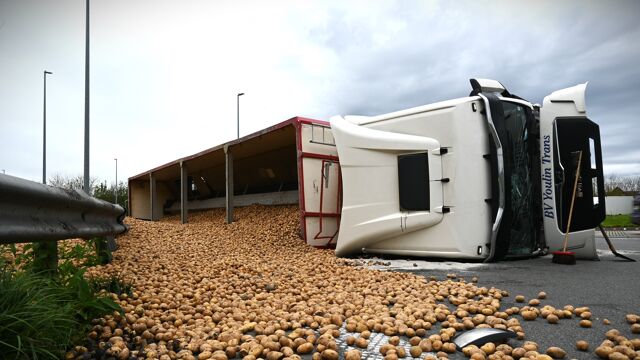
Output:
[
  {"xmin": 48, "ymin": 173, "xmax": 98, "ymax": 195},
  {"xmin": 623, "ymin": 176, "xmax": 640, "ymax": 192},
  {"xmin": 604, "ymin": 173, "xmax": 619, "ymax": 193},
  {"xmin": 604, "ymin": 174, "xmax": 640, "ymax": 194},
  {"xmin": 48, "ymin": 174, "xmax": 127, "ymax": 208},
  {"xmin": 93, "ymin": 180, "xmax": 128, "ymax": 209}
]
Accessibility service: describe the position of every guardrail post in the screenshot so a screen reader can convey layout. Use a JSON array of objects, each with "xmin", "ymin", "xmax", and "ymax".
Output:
[
  {"xmin": 180, "ymin": 161, "xmax": 188, "ymax": 224},
  {"xmin": 95, "ymin": 236, "xmax": 113, "ymax": 264},
  {"xmin": 33, "ymin": 240, "xmax": 57, "ymax": 275},
  {"xmin": 225, "ymin": 145, "xmax": 234, "ymax": 224}
]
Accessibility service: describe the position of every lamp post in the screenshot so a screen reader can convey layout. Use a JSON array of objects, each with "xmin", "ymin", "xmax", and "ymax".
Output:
[
  {"xmin": 83, "ymin": 0, "xmax": 90, "ymax": 194},
  {"xmin": 114, "ymin": 158, "xmax": 118, "ymax": 205},
  {"xmin": 237, "ymin": 92, "xmax": 244, "ymax": 139},
  {"xmin": 43, "ymin": 70, "xmax": 52, "ymax": 184},
  {"xmin": 36, "ymin": 71, "xmax": 55, "ymax": 275}
]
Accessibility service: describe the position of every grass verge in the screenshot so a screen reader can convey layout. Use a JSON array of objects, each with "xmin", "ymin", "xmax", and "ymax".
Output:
[
  {"xmin": 0, "ymin": 270, "xmax": 76, "ymax": 359},
  {"xmin": 601, "ymin": 214, "xmax": 635, "ymax": 228},
  {"xmin": 0, "ymin": 240, "xmax": 127, "ymax": 359}
]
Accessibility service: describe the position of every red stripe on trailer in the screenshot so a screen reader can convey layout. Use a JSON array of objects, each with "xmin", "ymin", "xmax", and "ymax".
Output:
[
  {"xmin": 301, "ymin": 152, "xmax": 339, "ymax": 161},
  {"xmin": 297, "ymin": 118, "xmax": 330, "ymax": 127},
  {"xmin": 303, "ymin": 212, "xmax": 341, "ymax": 217}
]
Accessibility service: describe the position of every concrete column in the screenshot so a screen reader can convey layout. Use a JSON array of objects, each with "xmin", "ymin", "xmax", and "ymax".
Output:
[
  {"xmin": 180, "ymin": 161, "xmax": 188, "ymax": 224},
  {"xmin": 150, "ymin": 173, "xmax": 157, "ymax": 221},
  {"xmin": 225, "ymin": 145, "xmax": 234, "ymax": 224}
]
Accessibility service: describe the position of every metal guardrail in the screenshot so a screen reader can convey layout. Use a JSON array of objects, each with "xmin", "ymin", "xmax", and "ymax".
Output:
[{"xmin": 0, "ymin": 174, "xmax": 127, "ymax": 244}]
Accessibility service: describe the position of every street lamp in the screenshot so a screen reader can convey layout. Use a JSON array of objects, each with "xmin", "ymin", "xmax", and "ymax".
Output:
[
  {"xmin": 36, "ymin": 70, "xmax": 55, "ymax": 275},
  {"xmin": 43, "ymin": 70, "xmax": 53, "ymax": 184},
  {"xmin": 83, "ymin": 0, "xmax": 90, "ymax": 194},
  {"xmin": 114, "ymin": 158, "xmax": 118, "ymax": 205},
  {"xmin": 237, "ymin": 92, "xmax": 244, "ymax": 139}
]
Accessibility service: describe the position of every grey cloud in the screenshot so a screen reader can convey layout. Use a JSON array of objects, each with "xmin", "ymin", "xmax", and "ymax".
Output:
[
  {"xmin": 302, "ymin": 1, "xmax": 640, "ymax": 174},
  {"xmin": 1, "ymin": 0, "xmax": 638, "ymax": 180}
]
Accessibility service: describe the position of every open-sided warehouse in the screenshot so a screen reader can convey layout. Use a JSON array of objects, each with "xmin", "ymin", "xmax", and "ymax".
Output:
[{"xmin": 128, "ymin": 117, "xmax": 341, "ymax": 247}]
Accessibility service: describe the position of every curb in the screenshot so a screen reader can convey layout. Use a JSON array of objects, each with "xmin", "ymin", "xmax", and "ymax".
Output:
[{"xmin": 601, "ymin": 227, "xmax": 640, "ymax": 231}]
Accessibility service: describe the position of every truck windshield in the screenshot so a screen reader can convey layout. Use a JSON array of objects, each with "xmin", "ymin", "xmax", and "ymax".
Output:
[{"xmin": 501, "ymin": 101, "xmax": 539, "ymax": 256}]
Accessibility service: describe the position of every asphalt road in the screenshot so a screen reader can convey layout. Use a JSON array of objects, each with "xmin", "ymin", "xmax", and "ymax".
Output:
[{"xmin": 354, "ymin": 230, "xmax": 640, "ymax": 359}]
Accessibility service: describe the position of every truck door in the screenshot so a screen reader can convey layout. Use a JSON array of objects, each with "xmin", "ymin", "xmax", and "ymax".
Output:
[{"xmin": 539, "ymin": 83, "xmax": 606, "ymax": 259}]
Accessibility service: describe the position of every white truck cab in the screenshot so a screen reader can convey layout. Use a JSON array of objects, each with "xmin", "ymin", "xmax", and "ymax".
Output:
[{"xmin": 330, "ymin": 79, "xmax": 605, "ymax": 261}]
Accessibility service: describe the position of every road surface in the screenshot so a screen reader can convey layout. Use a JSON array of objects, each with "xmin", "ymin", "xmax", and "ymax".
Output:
[{"xmin": 352, "ymin": 230, "xmax": 640, "ymax": 359}]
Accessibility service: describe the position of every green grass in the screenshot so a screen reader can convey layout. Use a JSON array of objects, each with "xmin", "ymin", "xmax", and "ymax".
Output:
[
  {"xmin": 0, "ymin": 270, "xmax": 76, "ymax": 359},
  {"xmin": 0, "ymin": 240, "xmax": 126, "ymax": 359},
  {"xmin": 601, "ymin": 214, "xmax": 635, "ymax": 228},
  {"xmin": 0, "ymin": 268, "xmax": 124, "ymax": 359}
]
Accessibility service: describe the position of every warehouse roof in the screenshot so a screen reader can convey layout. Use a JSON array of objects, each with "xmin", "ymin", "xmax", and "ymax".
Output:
[{"xmin": 128, "ymin": 116, "xmax": 328, "ymax": 182}]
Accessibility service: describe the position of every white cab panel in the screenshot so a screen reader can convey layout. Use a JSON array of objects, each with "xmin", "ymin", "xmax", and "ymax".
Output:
[{"xmin": 332, "ymin": 97, "xmax": 493, "ymax": 259}]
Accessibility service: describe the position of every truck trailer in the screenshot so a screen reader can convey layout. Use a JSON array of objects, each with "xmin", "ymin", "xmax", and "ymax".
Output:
[{"xmin": 330, "ymin": 79, "xmax": 605, "ymax": 261}]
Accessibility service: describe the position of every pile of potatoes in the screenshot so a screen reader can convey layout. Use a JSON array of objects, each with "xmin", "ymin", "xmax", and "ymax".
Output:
[
  {"xmin": 593, "ymin": 328, "xmax": 640, "ymax": 360},
  {"xmin": 70, "ymin": 205, "xmax": 639, "ymax": 360}
]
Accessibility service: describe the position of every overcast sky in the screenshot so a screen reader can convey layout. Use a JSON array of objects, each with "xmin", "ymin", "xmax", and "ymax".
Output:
[{"xmin": 1, "ymin": 0, "xmax": 639, "ymax": 185}]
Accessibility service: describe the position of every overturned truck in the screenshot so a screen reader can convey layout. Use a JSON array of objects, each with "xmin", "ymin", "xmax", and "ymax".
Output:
[{"xmin": 331, "ymin": 79, "xmax": 605, "ymax": 261}]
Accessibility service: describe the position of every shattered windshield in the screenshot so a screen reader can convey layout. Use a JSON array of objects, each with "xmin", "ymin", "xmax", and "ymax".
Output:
[{"xmin": 502, "ymin": 101, "xmax": 538, "ymax": 256}]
